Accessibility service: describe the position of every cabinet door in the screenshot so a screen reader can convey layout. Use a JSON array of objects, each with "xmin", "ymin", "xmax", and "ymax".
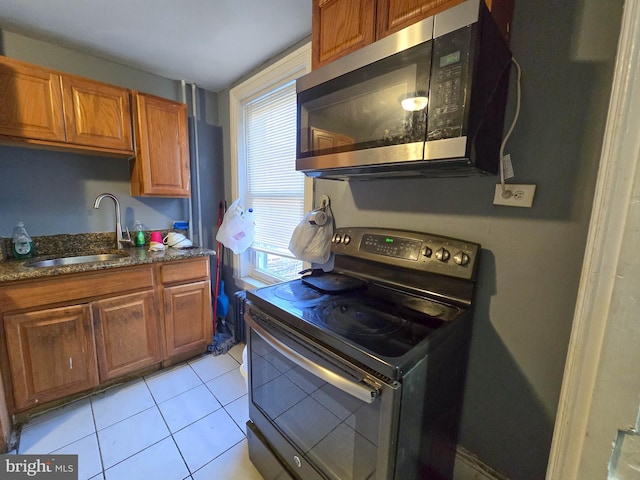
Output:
[
  {"xmin": 377, "ymin": 0, "xmax": 464, "ymax": 38},
  {"xmin": 4, "ymin": 305, "xmax": 98, "ymax": 411},
  {"xmin": 93, "ymin": 290, "xmax": 162, "ymax": 382},
  {"xmin": 0, "ymin": 56, "xmax": 65, "ymax": 142},
  {"xmin": 312, "ymin": 0, "xmax": 377, "ymax": 69},
  {"xmin": 131, "ymin": 92, "xmax": 191, "ymax": 197},
  {"xmin": 163, "ymin": 281, "xmax": 212, "ymax": 358},
  {"xmin": 61, "ymin": 75, "xmax": 133, "ymax": 151}
]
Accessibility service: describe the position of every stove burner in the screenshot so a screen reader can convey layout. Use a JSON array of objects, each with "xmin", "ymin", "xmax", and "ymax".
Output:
[
  {"xmin": 274, "ymin": 282, "xmax": 323, "ymax": 302},
  {"xmin": 323, "ymin": 300, "xmax": 403, "ymax": 337}
]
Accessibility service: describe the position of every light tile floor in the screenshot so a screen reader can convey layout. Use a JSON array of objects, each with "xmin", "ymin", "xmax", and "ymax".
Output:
[{"xmin": 14, "ymin": 343, "xmax": 264, "ymax": 480}]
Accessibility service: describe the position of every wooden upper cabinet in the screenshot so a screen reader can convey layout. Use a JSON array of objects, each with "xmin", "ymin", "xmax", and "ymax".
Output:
[
  {"xmin": 312, "ymin": 0, "xmax": 377, "ymax": 69},
  {"xmin": 131, "ymin": 92, "xmax": 191, "ymax": 197},
  {"xmin": 61, "ymin": 75, "xmax": 133, "ymax": 151},
  {"xmin": 0, "ymin": 55, "xmax": 134, "ymax": 155},
  {"xmin": 4, "ymin": 305, "xmax": 99, "ymax": 411},
  {"xmin": 0, "ymin": 56, "xmax": 65, "ymax": 142},
  {"xmin": 377, "ymin": 0, "xmax": 465, "ymax": 37},
  {"xmin": 312, "ymin": 0, "xmax": 514, "ymax": 69}
]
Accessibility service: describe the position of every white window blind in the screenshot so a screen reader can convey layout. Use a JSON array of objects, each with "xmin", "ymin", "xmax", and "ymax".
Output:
[
  {"xmin": 244, "ymin": 81, "xmax": 305, "ymax": 260},
  {"xmin": 229, "ymin": 42, "xmax": 311, "ymax": 287}
]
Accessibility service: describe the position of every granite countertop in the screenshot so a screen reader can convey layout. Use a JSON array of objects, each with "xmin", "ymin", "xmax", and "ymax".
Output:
[{"xmin": 0, "ymin": 232, "xmax": 215, "ymax": 283}]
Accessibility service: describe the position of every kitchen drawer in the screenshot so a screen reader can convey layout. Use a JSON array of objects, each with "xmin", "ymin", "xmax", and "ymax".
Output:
[
  {"xmin": 0, "ymin": 265, "xmax": 154, "ymax": 312},
  {"xmin": 159, "ymin": 257, "xmax": 210, "ymax": 285}
]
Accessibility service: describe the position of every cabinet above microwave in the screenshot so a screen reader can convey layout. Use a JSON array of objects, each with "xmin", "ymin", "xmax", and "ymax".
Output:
[{"xmin": 296, "ymin": 0, "xmax": 513, "ymax": 180}]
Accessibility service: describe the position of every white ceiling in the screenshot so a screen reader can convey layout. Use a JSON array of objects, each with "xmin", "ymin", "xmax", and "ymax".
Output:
[{"xmin": 0, "ymin": 0, "xmax": 312, "ymax": 92}]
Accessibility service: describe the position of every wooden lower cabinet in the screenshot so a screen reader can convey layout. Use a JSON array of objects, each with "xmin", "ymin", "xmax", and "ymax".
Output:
[
  {"xmin": 0, "ymin": 258, "xmax": 212, "ymax": 415},
  {"xmin": 163, "ymin": 280, "xmax": 212, "ymax": 358},
  {"xmin": 4, "ymin": 305, "xmax": 99, "ymax": 411},
  {"xmin": 92, "ymin": 290, "xmax": 162, "ymax": 382}
]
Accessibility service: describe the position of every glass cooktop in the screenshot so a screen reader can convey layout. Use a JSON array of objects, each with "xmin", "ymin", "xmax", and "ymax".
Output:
[{"xmin": 250, "ymin": 276, "xmax": 462, "ymax": 359}]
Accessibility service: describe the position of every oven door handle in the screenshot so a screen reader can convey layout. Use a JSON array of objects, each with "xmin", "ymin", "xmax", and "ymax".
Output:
[{"xmin": 248, "ymin": 317, "xmax": 379, "ymax": 404}]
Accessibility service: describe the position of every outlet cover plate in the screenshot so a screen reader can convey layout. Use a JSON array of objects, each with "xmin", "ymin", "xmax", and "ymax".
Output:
[{"xmin": 493, "ymin": 184, "xmax": 536, "ymax": 208}]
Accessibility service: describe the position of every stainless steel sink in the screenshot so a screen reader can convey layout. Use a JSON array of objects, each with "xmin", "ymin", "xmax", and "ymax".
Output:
[{"xmin": 26, "ymin": 253, "xmax": 127, "ymax": 268}]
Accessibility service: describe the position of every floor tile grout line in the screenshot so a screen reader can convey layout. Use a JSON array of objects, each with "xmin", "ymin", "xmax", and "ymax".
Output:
[
  {"xmin": 94, "ymin": 404, "xmax": 157, "ymax": 433},
  {"xmin": 89, "ymin": 398, "xmax": 107, "ymax": 479},
  {"xmin": 149, "ymin": 370, "xmax": 248, "ymax": 441},
  {"xmin": 19, "ymin": 430, "xmax": 96, "ymax": 457},
  {"xmin": 93, "ymin": 402, "xmax": 172, "ymax": 474},
  {"xmin": 222, "ymin": 396, "xmax": 250, "ymax": 434},
  {"xmin": 99, "ymin": 434, "xmax": 173, "ymax": 476},
  {"xmin": 167, "ymin": 428, "xmax": 195, "ymax": 477},
  {"xmin": 189, "ymin": 436, "xmax": 248, "ymax": 478},
  {"xmin": 18, "ymin": 401, "xmax": 96, "ymax": 454},
  {"xmin": 186, "ymin": 358, "xmax": 242, "ymax": 385},
  {"xmin": 143, "ymin": 373, "xmax": 204, "ymax": 405}
]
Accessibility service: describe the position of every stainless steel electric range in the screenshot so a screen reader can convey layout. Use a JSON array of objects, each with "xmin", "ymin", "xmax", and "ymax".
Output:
[{"xmin": 245, "ymin": 227, "xmax": 480, "ymax": 480}]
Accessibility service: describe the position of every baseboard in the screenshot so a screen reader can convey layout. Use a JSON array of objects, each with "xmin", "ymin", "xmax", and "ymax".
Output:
[{"xmin": 453, "ymin": 446, "xmax": 509, "ymax": 480}]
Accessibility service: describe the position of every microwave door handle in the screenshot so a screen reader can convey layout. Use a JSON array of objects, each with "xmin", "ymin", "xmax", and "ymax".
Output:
[{"xmin": 248, "ymin": 318, "xmax": 378, "ymax": 404}]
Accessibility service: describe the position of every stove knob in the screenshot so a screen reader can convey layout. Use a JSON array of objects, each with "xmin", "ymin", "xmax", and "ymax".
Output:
[
  {"xmin": 453, "ymin": 251, "xmax": 470, "ymax": 266},
  {"xmin": 421, "ymin": 246, "xmax": 432, "ymax": 257},
  {"xmin": 342, "ymin": 235, "xmax": 351, "ymax": 245},
  {"xmin": 334, "ymin": 233, "xmax": 342, "ymax": 244},
  {"xmin": 435, "ymin": 248, "xmax": 450, "ymax": 262}
]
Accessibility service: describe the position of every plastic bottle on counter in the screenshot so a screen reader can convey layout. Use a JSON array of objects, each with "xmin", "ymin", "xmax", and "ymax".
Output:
[
  {"xmin": 12, "ymin": 222, "xmax": 34, "ymax": 259},
  {"xmin": 134, "ymin": 221, "xmax": 145, "ymax": 247},
  {"xmin": 173, "ymin": 221, "xmax": 189, "ymax": 236}
]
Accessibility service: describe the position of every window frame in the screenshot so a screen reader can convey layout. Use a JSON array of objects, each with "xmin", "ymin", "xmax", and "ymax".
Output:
[{"xmin": 229, "ymin": 42, "xmax": 313, "ymax": 289}]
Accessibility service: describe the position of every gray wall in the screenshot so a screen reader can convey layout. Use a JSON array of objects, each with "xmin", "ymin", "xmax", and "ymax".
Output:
[
  {"xmin": 316, "ymin": 1, "xmax": 622, "ymax": 478},
  {"xmin": 0, "ymin": 30, "xmax": 189, "ymax": 237}
]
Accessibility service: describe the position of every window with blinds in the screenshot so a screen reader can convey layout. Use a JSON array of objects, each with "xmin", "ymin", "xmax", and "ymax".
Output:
[
  {"xmin": 229, "ymin": 43, "xmax": 311, "ymax": 286},
  {"xmin": 243, "ymin": 81, "xmax": 305, "ymax": 281}
]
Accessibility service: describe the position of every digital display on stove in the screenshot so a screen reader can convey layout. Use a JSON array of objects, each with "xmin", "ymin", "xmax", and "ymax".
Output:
[{"xmin": 360, "ymin": 234, "xmax": 421, "ymax": 260}]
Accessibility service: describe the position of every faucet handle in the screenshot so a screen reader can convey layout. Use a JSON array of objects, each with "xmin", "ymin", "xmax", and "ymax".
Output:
[{"xmin": 124, "ymin": 227, "xmax": 131, "ymax": 240}]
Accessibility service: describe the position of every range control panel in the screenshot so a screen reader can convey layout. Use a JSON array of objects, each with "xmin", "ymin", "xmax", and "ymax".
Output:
[{"xmin": 331, "ymin": 227, "xmax": 480, "ymax": 280}]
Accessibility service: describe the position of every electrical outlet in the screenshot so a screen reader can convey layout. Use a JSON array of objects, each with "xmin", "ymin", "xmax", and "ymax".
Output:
[{"xmin": 493, "ymin": 184, "xmax": 536, "ymax": 208}]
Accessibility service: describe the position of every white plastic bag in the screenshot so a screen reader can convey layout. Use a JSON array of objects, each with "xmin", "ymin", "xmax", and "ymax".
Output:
[
  {"xmin": 288, "ymin": 207, "xmax": 334, "ymax": 264},
  {"xmin": 215, "ymin": 199, "xmax": 255, "ymax": 254}
]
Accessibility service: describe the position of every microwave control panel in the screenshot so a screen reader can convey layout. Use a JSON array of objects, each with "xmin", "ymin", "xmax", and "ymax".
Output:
[{"xmin": 427, "ymin": 26, "xmax": 472, "ymax": 141}]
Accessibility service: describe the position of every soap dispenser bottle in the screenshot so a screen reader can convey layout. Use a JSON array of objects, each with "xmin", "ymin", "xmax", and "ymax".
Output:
[
  {"xmin": 12, "ymin": 222, "xmax": 34, "ymax": 259},
  {"xmin": 134, "ymin": 221, "xmax": 145, "ymax": 247}
]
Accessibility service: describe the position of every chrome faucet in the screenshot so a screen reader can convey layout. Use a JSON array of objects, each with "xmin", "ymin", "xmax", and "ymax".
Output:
[{"xmin": 93, "ymin": 193, "xmax": 133, "ymax": 249}]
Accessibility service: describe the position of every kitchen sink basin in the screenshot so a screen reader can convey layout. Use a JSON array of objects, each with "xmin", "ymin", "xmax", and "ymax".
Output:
[{"xmin": 26, "ymin": 253, "xmax": 127, "ymax": 268}]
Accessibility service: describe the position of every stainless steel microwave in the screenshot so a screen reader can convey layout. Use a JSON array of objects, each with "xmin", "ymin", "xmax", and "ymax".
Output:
[{"xmin": 296, "ymin": 0, "xmax": 513, "ymax": 180}]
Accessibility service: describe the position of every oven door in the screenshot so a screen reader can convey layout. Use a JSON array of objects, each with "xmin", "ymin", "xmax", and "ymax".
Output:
[{"xmin": 246, "ymin": 306, "xmax": 400, "ymax": 480}]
